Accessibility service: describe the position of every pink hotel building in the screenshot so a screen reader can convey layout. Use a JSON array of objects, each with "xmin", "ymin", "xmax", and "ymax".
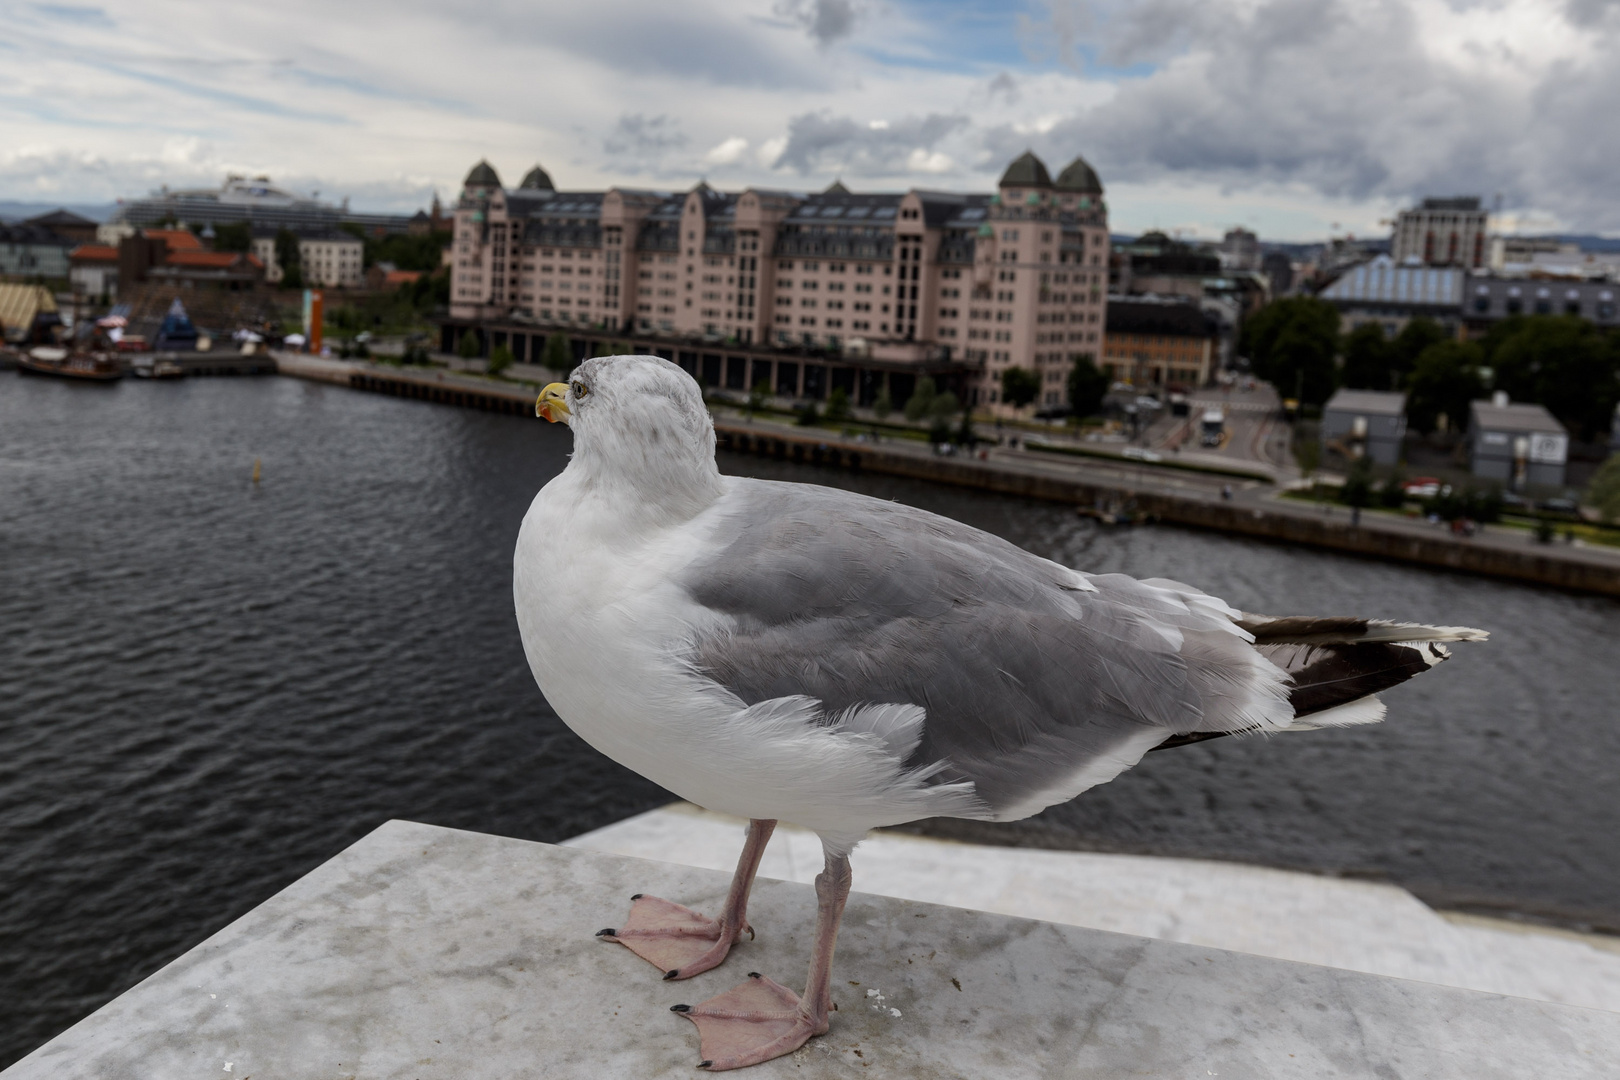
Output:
[{"xmin": 444, "ymin": 151, "xmax": 1109, "ymax": 411}]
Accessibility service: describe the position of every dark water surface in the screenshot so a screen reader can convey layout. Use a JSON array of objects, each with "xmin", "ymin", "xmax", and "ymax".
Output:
[{"xmin": 2, "ymin": 374, "xmax": 1617, "ymax": 1064}]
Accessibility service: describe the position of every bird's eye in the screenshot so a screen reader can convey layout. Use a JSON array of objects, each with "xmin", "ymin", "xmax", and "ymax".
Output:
[{"xmin": 571, "ymin": 381, "xmax": 588, "ymax": 398}]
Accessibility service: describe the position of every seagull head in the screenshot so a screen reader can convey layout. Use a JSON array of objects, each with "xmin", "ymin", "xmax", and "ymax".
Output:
[{"xmin": 537, "ymin": 355, "xmax": 722, "ymax": 515}]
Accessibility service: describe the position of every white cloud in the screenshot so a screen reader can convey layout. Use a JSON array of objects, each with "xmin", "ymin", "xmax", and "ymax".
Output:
[
  {"xmin": 704, "ymin": 136, "xmax": 750, "ymax": 165},
  {"xmin": 756, "ymin": 136, "xmax": 789, "ymax": 167},
  {"xmin": 906, "ymin": 149, "xmax": 955, "ymax": 174}
]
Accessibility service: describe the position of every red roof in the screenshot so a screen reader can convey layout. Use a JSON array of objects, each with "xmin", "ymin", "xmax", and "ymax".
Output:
[
  {"xmin": 165, "ymin": 250, "xmax": 254, "ymax": 269},
  {"xmin": 385, "ymin": 269, "xmax": 423, "ymax": 285},
  {"xmin": 144, "ymin": 228, "xmax": 204, "ymax": 251},
  {"xmin": 70, "ymin": 244, "xmax": 119, "ymax": 263}
]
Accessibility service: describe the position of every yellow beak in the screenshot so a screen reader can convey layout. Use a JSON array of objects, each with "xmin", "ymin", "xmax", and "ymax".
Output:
[{"xmin": 536, "ymin": 382, "xmax": 571, "ymax": 423}]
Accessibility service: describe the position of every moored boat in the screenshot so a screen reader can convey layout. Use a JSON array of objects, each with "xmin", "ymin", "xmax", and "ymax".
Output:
[{"xmin": 15, "ymin": 346, "xmax": 124, "ymax": 382}]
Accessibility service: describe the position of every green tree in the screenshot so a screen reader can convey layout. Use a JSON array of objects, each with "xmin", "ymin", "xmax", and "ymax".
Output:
[
  {"xmin": 929, "ymin": 390, "xmax": 960, "ymax": 420},
  {"xmin": 954, "ymin": 404, "xmax": 978, "ymax": 446},
  {"xmin": 1067, "ymin": 353, "xmax": 1108, "ymax": 417},
  {"xmin": 541, "ymin": 332, "xmax": 574, "ymax": 374},
  {"xmin": 1001, "ymin": 366, "xmax": 1040, "ymax": 410},
  {"xmin": 457, "ymin": 330, "xmax": 481, "ymax": 359},
  {"xmin": 904, "ymin": 376, "xmax": 937, "ymax": 422},
  {"xmin": 1588, "ymin": 454, "xmax": 1620, "ymax": 523},
  {"xmin": 1340, "ymin": 323, "xmax": 1395, "ymax": 390},
  {"xmin": 872, "ymin": 387, "xmax": 893, "ymax": 419},
  {"xmin": 1295, "ymin": 431, "xmax": 1321, "ymax": 481},
  {"xmin": 1341, "ymin": 457, "xmax": 1375, "ymax": 508},
  {"xmin": 274, "ymin": 228, "xmax": 301, "ymax": 288},
  {"xmin": 364, "ymin": 231, "xmax": 453, "ymax": 272},
  {"xmin": 212, "ymin": 222, "xmax": 252, "ymax": 253},
  {"xmin": 826, "ymin": 386, "xmax": 851, "ymax": 422},
  {"xmin": 488, "ymin": 343, "xmax": 514, "ymax": 376},
  {"xmin": 1240, "ymin": 297, "xmax": 1340, "ymax": 405},
  {"xmin": 1389, "ymin": 318, "xmax": 1448, "ymax": 384},
  {"xmin": 1405, "ymin": 340, "xmax": 1486, "ymax": 435},
  {"xmin": 1380, "ymin": 468, "xmax": 1408, "ymax": 509},
  {"xmin": 1485, "ymin": 316, "xmax": 1620, "ymax": 441},
  {"xmin": 746, "ymin": 383, "xmax": 768, "ymax": 416}
]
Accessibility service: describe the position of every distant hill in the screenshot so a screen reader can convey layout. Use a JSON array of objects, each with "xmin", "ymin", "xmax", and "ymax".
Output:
[{"xmin": 0, "ymin": 200, "xmax": 117, "ymax": 225}]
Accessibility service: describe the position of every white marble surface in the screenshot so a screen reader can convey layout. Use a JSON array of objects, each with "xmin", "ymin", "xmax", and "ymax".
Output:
[
  {"xmin": 568, "ymin": 803, "xmax": 1620, "ymax": 1015},
  {"xmin": 8, "ymin": 819, "xmax": 1620, "ymax": 1079}
]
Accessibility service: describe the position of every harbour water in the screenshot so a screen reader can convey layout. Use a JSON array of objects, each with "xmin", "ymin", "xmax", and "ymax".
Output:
[{"xmin": 2, "ymin": 374, "xmax": 1617, "ymax": 1065}]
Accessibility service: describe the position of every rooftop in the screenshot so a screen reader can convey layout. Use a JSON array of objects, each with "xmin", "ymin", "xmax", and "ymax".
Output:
[
  {"xmin": 1320, "ymin": 255, "xmax": 1463, "ymax": 307},
  {"xmin": 1326, "ymin": 388, "xmax": 1408, "ymax": 416},
  {"xmin": 998, "ymin": 150, "xmax": 1053, "ymax": 189},
  {"xmin": 1471, "ymin": 399, "xmax": 1568, "ymax": 434},
  {"xmin": 1105, "ymin": 295, "xmax": 1216, "ymax": 337}
]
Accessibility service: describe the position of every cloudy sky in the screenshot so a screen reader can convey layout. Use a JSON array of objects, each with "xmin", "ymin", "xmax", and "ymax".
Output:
[{"xmin": 3, "ymin": 0, "xmax": 1617, "ymax": 239}]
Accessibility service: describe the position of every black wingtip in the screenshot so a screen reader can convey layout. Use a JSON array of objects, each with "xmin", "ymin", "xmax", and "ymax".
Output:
[
  {"xmin": 670, "ymin": 1003, "xmax": 691, "ymax": 1012},
  {"xmin": 595, "ymin": 928, "xmax": 617, "ymax": 937},
  {"xmin": 664, "ymin": 968, "xmax": 681, "ymax": 980}
]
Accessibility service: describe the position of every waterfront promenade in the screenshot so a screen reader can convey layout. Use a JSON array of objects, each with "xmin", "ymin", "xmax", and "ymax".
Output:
[{"xmin": 273, "ymin": 353, "xmax": 1620, "ymax": 596}]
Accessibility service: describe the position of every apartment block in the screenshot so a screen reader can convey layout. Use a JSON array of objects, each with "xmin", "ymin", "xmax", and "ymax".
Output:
[
  {"xmin": 249, "ymin": 229, "xmax": 365, "ymax": 288},
  {"xmin": 1391, "ymin": 197, "xmax": 1487, "ymax": 269},
  {"xmin": 446, "ymin": 152, "xmax": 1110, "ymax": 412}
]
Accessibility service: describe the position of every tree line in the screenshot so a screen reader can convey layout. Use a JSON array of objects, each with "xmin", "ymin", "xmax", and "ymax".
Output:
[{"xmin": 1240, "ymin": 297, "xmax": 1620, "ymax": 442}]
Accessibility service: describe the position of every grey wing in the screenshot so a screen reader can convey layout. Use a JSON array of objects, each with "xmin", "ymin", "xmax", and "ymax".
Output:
[{"xmin": 682, "ymin": 479, "xmax": 1291, "ymax": 821}]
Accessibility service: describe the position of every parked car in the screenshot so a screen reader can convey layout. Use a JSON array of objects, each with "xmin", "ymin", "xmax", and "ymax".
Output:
[{"xmin": 1403, "ymin": 477, "xmax": 1442, "ymax": 499}]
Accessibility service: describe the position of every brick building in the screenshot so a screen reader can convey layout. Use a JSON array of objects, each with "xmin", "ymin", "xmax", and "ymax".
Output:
[
  {"xmin": 445, "ymin": 152, "xmax": 1110, "ymax": 412},
  {"xmin": 1100, "ymin": 295, "xmax": 1218, "ymax": 389}
]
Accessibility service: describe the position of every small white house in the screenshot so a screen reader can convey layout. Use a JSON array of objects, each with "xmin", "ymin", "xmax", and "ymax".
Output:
[
  {"xmin": 1322, "ymin": 389, "xmax": 1407, "ymax": 465},
  {"xmin": 1470, "ymin": 393, "xmax": 1568, "ymax": 489}
]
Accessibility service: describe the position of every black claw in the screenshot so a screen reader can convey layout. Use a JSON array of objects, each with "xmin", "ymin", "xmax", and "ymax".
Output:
[
  {"xmin": 747, "ymin": 926, "xmax": 755, "ymax": 940},
  {"xmin": 747, "ymin": 971, "xmax": 761, "ymax": 979},
  {"xmin": 699, "ymin": 1062, "xmax": 713, "ymax": 1070},
  {"xmin": 670, "ymin": 1003, "xmax": 692, "ymax": 1012},
  {"xmin": 631, "ymin": 893, "xmax": 643, "ymax": 900},
  {"xmin": 595, "ymin": 928, "xmax": 617, "ymax": 937},
  {"xmin": 664, "ymin": 968, "xmax": 681, "ymax": 980}
]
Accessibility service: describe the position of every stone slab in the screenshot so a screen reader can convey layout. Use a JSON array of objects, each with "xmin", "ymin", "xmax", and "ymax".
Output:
[
  {"xmin": 8, "ymin": 819, "xmax": 1619, "ymax": 1079},
  {"xmin": 568, "ymin": 803, "xmax": 1620, "ymax": 1015}
]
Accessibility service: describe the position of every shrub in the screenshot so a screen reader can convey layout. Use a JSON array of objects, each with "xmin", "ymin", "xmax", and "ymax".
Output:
[
  {"xmin": 904, "ymin": 376, "xmax": 937, "ymax": 422},
  {"xmin": 1000, "ymin": 366, "xmax": 1040, "ymax": 410},
  {"xmin": 487, "ymin": 344, "xmax": 514, "ymax": 376}
]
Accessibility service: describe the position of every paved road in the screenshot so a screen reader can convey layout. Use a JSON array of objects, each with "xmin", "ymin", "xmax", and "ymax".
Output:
[{"xmin": 1144, "ymin": 382, "xmax": 1294, "ymax": 474}]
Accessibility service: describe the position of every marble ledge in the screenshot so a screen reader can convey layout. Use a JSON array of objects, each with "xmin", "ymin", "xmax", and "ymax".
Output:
[{"xmin": 6, "ymin": 819, "xmax": 1619, "ymax": 1080}]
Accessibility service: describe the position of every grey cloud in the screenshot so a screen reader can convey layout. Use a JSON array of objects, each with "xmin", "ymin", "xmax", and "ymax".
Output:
[
  {"xmin": 1563, "ymin": 0, "xmax": 1620, "ymax": 28},
  {"xmin": 419, "ymin": 0, "xmax": 830, "ymax": 91},
  {"xmin": 1000, "ymin": 0, "xmax": 1620, "ymax": 229},
  {"xmin": 603, "ymin": 114, "xmax": 687, "ymax": 158},
  {"xmin": 772, "ymin": 112, "xmax": 968, "ymax": 176},
  {"xmin": 774, "ymin": 0, "xmax": 858, "ymax": 45},
  {"xmin": 987, "ymin": 72, "xmax": 1019, "ymax": 102}
]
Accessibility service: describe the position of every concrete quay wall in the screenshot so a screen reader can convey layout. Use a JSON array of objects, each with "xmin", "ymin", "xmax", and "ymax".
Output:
[
  {"xmin": 711, "ymin": 424, "xmax": 1620, "ymax": 598},
  {"xmin": 272, "ymin": 356, "xmax": 1620, "ymax": 598}
]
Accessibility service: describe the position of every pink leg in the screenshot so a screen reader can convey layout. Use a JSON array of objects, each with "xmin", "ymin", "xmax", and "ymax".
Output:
[
  {"xmin": 598, "ymin": 818, "xmax": 776, "ymax": 981},
  {"xmin": 672, "ymin": 845, "xmax": 853, "ymax": 1071}
]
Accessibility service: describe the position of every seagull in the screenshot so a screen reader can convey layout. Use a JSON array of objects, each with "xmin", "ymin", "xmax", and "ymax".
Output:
[{"xmin": 515, "ymin": 356, "xmax": 1484, "ymax": 1071}]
